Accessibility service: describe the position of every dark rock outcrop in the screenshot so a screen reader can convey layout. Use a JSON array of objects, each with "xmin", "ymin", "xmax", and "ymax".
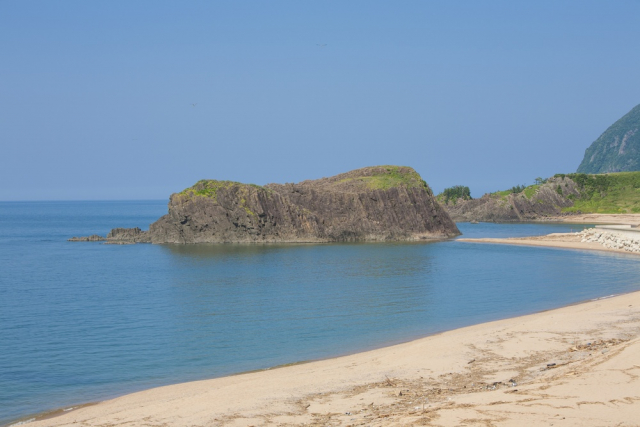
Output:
[
  {"xmin": 68, "ymin": 228, "xmax": 150, "ymax": 244},
  {"xmin": 145, "ymin": 166, "xmax": 460, "ymax": 243},
  {"xmin": 68, "ymin": 234, "xmax": 106, "ymax": 242},
  {"xmin": 444, "ymin": 176, "xmax": 581, "ymax": 222},
  {"xmin": 106, "ymin": 227, "xmax": 150, "ymax": 244}
]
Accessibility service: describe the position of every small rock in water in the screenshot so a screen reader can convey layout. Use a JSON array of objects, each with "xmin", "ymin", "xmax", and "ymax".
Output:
[{"xmin": 68, "ymin": 234, "xmax": 105, "ymax": 242}]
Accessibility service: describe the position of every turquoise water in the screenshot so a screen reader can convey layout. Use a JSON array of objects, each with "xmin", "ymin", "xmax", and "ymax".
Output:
[{"xmin": 1, "ymin": 201, "xmax": 639, "ymax": 425}]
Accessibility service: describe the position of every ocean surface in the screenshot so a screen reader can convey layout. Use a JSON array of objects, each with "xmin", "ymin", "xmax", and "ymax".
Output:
[{"xmin": 1, "ymin": 201, "xmax": 639, "ymax": 425}]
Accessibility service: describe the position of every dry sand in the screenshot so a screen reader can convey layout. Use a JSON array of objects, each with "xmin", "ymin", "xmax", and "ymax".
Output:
[
  {"xmin": 18, "ymin": 289, "xmax": 640, "ymax": 427},
  {"xmin": 458, "ymin": 232, "xmax": 640, "ymax": 256},
  {"xmin": 543, "ymin": 213, "xmax": 640, "ymax": 226}
]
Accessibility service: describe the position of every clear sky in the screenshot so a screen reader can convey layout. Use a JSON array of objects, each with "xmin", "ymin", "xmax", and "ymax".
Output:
[{"xmin": 2, "ymin": 1, "xmax": 640, "ymax": 201}]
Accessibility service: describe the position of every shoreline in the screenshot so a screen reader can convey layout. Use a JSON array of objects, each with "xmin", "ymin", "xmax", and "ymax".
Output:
[
  {"xmin": 13, "ymin": 289, "xmax": 640, "ymax": 427},
  {"xmin": 535, "ymin": 213, "xmax": 640, "ymax": 226},
  {"xmin": 458, "ymin": 232, "xmax": 640, "ymax": 256}
]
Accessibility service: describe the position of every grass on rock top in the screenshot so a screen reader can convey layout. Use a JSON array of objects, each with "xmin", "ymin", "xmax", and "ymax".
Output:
[
  {"xmin": 180, "ymin": 180, "xmax": 265, "ymax": 199},
  {"xmin": 490, "ymin": 184, "xmax": 541, "ymax": 202},
  {"xmin": 180, "ymin": 166, "xmax": 431, "ymax": 202},
  {"xmin": 339, "ymin": 166, "xmax": 430, "ymax": 191}
]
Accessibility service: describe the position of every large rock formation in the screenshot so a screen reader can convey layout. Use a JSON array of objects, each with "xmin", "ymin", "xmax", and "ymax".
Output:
[
  {"xmin": 108, "ymin": 166, "xmax": 460, "ymax": 244},
  {"xmin": 443, "ymin": 176, "xmax": 581, "ymax": 222},
  {"xmin": 577, "ymin": 104, "xmax": 640, "ymax": 173}
]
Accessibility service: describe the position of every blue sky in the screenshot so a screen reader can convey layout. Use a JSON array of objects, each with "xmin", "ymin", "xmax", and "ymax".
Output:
[{"xmin": 2, "ymin": 1, "xmax": 640, "ymax": 200}]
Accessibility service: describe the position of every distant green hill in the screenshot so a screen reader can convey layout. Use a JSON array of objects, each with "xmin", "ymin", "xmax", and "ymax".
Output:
[
  {"xmin": 577, "ymin": 104, "xmax": 640, "ymax": 173},
  {"xmin": 555, "ymin": 171, "xmax": 640, "ymax": 213},
  {"xmin": 439, "ymin": 171, "xmax": 640, "ymax": 222}
]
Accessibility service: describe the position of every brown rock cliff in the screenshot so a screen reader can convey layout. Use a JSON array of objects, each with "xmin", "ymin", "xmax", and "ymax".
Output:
[{"xmin": 146, "ymin": 166, "xmax": 460, "ymax": 243}]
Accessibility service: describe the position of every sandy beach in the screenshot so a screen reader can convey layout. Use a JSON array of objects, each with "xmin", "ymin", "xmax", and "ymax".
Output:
[
  {"xmin": 14, "ymin": 225, "xmax": 640, "ymax": 427},
  {"xmin": 458, "ymin": 232, "xmax": 640, "ymax": 257},
  {"xmin": 17, "ymin": 288, "xmax": 640, "ymax": 426},
  {"xmin": 542, "ymin": 213, "xmax": 640, "ymax": 226}
]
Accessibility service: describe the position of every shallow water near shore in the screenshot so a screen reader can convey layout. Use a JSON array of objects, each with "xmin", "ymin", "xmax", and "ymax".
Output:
[{"xmin": 1, "ymin": 201, "xmax": 639, "ymax": 425}]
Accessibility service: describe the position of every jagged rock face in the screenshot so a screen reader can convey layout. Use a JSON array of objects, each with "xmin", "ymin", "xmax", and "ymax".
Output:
[
  {"xmin": 107, "ymin": 227, "xmax": 151, "ymax": 243},
  {"xmin": 577, "ymin": 104, "xmax": 640, "ymax": 173},
  {"xmin": 148, "ymin": 166, "xmax": 460, "ymax": 243},
  {"xmin": 444, "ymin": 177, "xmax": 581, "ymax": 222}
]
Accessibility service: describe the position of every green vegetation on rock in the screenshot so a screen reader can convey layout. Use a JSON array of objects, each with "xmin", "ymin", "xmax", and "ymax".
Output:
[
  {"xmin": 555, "ymin": 171, "xmax": 640, "ymax": 213},
  {"xmin": 523, "ymin": 184, "xmax": 540, "ymax": 199},
  {"xmin": 492, "ymin": 184, "xmax": 529, "ymax": 200},
  {"xmin": 437, "ymin": 185, "xmax": 471, "ymax": 204},
  {"xmin": 577, "ymin": 104, "xmax": 640, "ymax": 174},
  {"xmin": 180, "ymin": 180, "xmax": 264, "ymax": 200},
  {"xmin": 339, "ymin": 166, "xmax": 429, "ymax": 191}
]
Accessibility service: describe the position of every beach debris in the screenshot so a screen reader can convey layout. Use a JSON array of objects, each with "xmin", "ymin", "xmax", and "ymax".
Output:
[
  {"xmin": 467, "ymin": 358, "xmax": 476, "ymax": 364},
  {"xmin": 547, "ymin": 363, "xmax": 557, "ymax": 367},
  {"xmin": 568, "ymin": 338, "xmax": 626, "ymax": 353}
]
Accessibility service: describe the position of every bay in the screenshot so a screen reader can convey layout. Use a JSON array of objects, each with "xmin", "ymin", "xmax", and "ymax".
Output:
[{"xmin": 1, "ymin": 201, "xmax": 639, "ymax": 425}]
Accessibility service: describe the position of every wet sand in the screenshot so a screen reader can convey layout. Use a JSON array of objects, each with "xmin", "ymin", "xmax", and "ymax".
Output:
[{"xmin": 18, "ymin": 290, "xmax": 640, "ymax": 427}]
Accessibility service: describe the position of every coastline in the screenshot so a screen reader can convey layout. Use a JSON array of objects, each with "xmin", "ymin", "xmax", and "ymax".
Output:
[
  {"xmin": 539, "ymin": 213, "xmax": 640, "ymax": 226},
  {"xmin": 16, "ymin": 290, "xmax": 640, "ymax": 427},
  {"xmin": 458, "ymin": 232, "xmax": 640, "ymax": 256}
]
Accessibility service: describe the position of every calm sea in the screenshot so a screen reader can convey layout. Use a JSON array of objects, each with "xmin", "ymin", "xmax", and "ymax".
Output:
[{"xmin": 1, "ymin": 201, "xmax": 639, "ymax": 425}]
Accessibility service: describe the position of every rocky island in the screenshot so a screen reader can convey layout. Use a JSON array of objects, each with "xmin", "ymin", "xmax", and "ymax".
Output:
[{"xmin": 75, "ymin": 166, "xmax": 460, "ymax": 244}]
